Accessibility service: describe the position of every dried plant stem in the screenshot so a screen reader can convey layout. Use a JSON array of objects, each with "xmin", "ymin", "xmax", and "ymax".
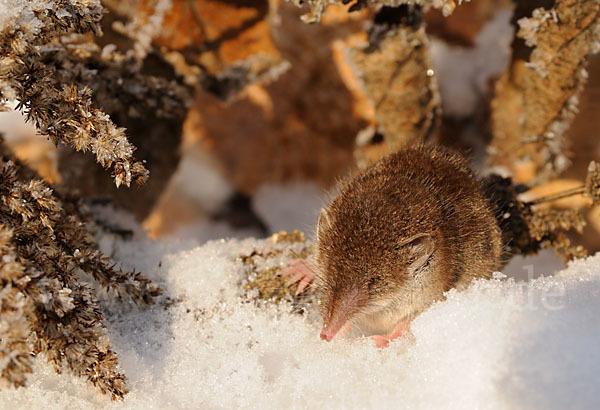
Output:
[{"xmin": 526, "ymin": 186, "xmax": 585, "ymax": 206}]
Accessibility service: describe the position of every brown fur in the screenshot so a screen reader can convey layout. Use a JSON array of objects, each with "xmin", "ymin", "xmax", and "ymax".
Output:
[{"xmin": 316, "ymin": 145, "xmax": 502, "ymax": 336}]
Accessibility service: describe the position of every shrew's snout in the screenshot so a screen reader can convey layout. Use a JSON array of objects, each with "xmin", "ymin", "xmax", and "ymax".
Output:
[{"xmin": 319, "ymin": 285, "xmax": 367, "ymax": 342}]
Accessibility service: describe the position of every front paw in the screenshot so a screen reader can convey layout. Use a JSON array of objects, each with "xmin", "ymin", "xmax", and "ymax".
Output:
[
  {"xmin": 370, "ymin": 319, "xmax": 412, "ymax": 348},
  {"xmin": 279, "ymin": 259, "xmax": 316, "ymax": 295}
]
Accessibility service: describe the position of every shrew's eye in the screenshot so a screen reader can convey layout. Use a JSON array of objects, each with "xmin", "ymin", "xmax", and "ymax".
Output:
[{"xmin": 368, "ymin": 276, "xmax": 380, "ymax": 289}]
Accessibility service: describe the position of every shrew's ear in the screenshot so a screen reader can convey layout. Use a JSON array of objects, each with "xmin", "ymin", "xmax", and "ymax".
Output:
[
  {"xmin": 399, "ymin": 233, "xmax": 434, "ymax": 273},
  {"xmin": 317, "ymin": 208, "xmax": 331, "ymax": 239}
]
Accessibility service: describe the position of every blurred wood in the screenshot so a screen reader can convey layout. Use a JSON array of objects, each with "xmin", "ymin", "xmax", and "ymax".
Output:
[
  {"xmin": 184, "ymin": 3, "xmax": 367, "ymax": 194},
  {"xmin": 564, "ymin": 55, "xmax": 600, "ymax": 181},
  {"xmin": 562, "ymin": 55, "xmax": 600, "ymax": 252},
  {"xmin": 143, "ymin": 0, "xmax": 282, "ymax": 89},
  {"xmin": 425, "ymin": 0, "xmax": 509, "ymax": 46},
  {"xmin": 350, "ymin": 6, "xmax": 440, "ymax": 166},
  {"xmin": 10, "ymin": 140, "xmax": 60, "ymax": 184},
  {"xmin": 142, "ymin": 182, "xmax": 208, "ymax": 238}
]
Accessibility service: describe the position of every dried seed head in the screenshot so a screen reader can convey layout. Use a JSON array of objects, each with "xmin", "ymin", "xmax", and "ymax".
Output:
[{"xmin": 585, "ymin": 161, "xmax": 600, "ymax": 205}]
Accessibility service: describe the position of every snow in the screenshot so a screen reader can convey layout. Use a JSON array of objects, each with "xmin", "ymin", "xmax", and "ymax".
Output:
[
  {"xmin": 253, "ymin": 183, "xmax": 326, "ymax": 235},
  {"xmin": 0, "ymin": 104, "xmax": 38, "ymax": 143},
  {"xmin": 430, "ymin": 7, "xmax": 515, "ymax": 118},
  {"xmin": 1, "ymin": 208, "xmax": 599, "ymax": 409},
  {"xmin": 0, "ymin": 0, "xmax": 42, "ymax": 34},
  {"xmin": 1, "ymin": 2, "xmax": 599, "ymax": 407},
  {"xmin": 169, "ymin": 155, "xmax": 235, "ymax": 215},
  {"xmin": 502, "ymin": 249, "xmax": 565, "ymax": 281}
]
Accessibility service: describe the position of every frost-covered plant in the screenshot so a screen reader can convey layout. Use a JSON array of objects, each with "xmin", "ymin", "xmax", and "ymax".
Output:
[
  {"xmin": 0, "ymin": 229, "xmax": 33, "ymax": 389},
  {"xmin": 295, "ymin": 0, "xmax": 469, "ymax": 23},
  {"xmin": 0, "ymin": 138, "xmax": 161, "ymax": 399},
  {"xmin": 0, "ymin": 0, "xmax": 182, "ymax": 397},
  {"xmin": 489, "ymin": 0, "xmax": 600, "ymax": 183},
  {"xmin": 482, "ymin": 162, "xmax": 600, "ymax": 264},
  {"xmin": 0, "ymin": 0, "xmax": 149, "ymax": 187}
]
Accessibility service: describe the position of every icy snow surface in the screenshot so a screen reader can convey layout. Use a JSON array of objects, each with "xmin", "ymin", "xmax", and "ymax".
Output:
[{"xmin": 1, "ymin": 215, "xmax": 599, "ymax": 409}]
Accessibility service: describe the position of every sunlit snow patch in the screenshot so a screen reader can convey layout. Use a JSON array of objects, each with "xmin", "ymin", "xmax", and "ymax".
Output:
[{"xmin": 1, "ymin": 233, "xmax": 599, "ymax": 410}]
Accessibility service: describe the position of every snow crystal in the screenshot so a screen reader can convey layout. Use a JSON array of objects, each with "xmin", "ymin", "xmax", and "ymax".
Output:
[
  {"xmin": 1, "ymin": 220, "xmax": 600, "ymax": 409},
  {"xmin": 0, "ymin": 0, "xmax": 50, "ymax": 35}
]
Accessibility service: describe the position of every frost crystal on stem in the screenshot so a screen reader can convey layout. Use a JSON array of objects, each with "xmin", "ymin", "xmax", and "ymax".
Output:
[
  {"xmin": 0, "ymin": 137, "xmax": 161, "ymax": 399},
  {"xmin": 0, "ymin": 0, "xmax": 149, "ymax": 187}
]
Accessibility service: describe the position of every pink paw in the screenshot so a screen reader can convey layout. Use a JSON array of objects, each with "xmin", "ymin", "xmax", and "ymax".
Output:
[
  {"xmin": 370, "ymin": 319, "xmax": 411, "ymax": 348},
  {"xmin": 280, "ymin": 259, "xmax": 316, "ymax": 295},
  {"xmin": 371, "ymin": 335, "xmax": 392, "ymax": 348}
]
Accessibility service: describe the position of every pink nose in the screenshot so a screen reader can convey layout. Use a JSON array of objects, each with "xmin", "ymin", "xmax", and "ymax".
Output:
[{"xmin": 320, "ymin": 326, "xmax": 335, "ymax": 342}]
